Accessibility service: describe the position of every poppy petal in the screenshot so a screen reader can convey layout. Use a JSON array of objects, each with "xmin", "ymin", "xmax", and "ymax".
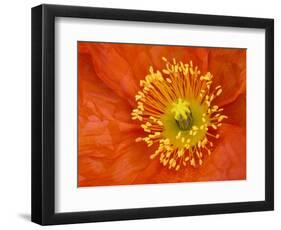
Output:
[
  {"xmin": 80, "ymin": 42, "xmax": 138, "ymax": 106},
  {"xmin": 138, "ymin": 123, "xmax": 246, "ymax": 184},
  {"xmin": 78, "ymin": 47, "xmax": 153, "ymax": 186},
  {"xmin": 223, "ymin": 92, "xmax": 246, "ymax": 127},
  {"xmin": 208, "ymin": 48, "xmax": 246, "ymax": 107},
  {"xmin": 79, "ymin": 138, "xmax": 153, "ymax": 186}
]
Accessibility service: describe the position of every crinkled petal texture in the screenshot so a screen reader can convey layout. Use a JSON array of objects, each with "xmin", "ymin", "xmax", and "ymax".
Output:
[{"xmin": 78, "ymin": 42, "xmax": 246, "ymax": 187}]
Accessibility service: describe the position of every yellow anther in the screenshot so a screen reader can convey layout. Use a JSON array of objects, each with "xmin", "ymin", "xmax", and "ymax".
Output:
[
  {"xmin": 218, "ymin": 115, "xmax": 228, "ymax": 122},
  {"xmin": 202, "ymin": 138, "xmax": 208, "ymax": 145},
  {"xmin": 176, "ymin": 131, "xmax": 182, "ymax": 139},
  {"xmin": 212, "ymin": 124, "xmax": 217, "ymax": 130},
  {"xmin": 216, "ymin": 88, "xmax": 222, "ymax": 96},
  {"xmin": 135, "ymin": 94, "xmax": 142, "ymax": 101},
  {"xmin": 141, "ymin": 124, "xmax": 148, "ymax": 129},
  {"xmin": 162, "ymin": 69, "xmax": 170, "ymax": 75},
  {"xmin": 212, "ymin": 105, "xmax": 219, "ymax": 111},
  {"xmin": 157, "ymin": 120, "xmax": 163, "ymax": 126},
  {"xmin": 177, "ymin": 149, "xmax": 184, "ymax": 157},
  {"xmin": 190, "ymin": 158, "xmax": 195, "ymax": 166},
  {"xmin": 145, "ymin": 122, "xmax": 152, "ymax": 126},
  {"xmin": 135, "ymin": 137, "xmax": 143, "ymax": 142},
  {"xmin": 166, "ymin": 78, "xmax": 172, "ymax": 83}
]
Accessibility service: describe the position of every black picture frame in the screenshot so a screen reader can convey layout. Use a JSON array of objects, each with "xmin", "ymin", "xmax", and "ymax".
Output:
[{"xmin": 31, "ymin": 4, "xmax": 274, "ymax": 225}]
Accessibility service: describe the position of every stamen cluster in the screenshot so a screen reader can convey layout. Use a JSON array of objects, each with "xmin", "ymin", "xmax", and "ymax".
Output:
[{"xmin": 132, "ymin": 57, "xmax": 227, "ymax": 170}]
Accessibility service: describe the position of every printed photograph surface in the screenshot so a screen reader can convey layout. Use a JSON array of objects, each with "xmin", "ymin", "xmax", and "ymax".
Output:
[{"xmin": 78, "ymin": 42, "xmax": 246, "ymax": 187}]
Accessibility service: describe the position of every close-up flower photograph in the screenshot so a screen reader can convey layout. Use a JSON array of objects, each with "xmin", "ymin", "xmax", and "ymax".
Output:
[{"xmin": 78, "ymin": 42, "xmax": 246, "ymax": 187}]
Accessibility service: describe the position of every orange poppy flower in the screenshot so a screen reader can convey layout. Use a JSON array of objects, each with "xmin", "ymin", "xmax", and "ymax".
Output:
[{"xmin": 78, "ymin": 42, "xmax": 246, "ymax": 187}]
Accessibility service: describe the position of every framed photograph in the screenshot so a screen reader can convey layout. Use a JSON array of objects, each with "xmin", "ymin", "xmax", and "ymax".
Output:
[{"xmin": 31, "ymin": 4, "xmax": 274, "ymax": 225}]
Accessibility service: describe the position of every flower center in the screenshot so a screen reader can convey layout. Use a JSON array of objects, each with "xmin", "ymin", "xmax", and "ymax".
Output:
[
  {"xmin": 161, "ymin": 98, "xmax": 209, "ymax": 150},
  {"xmin": 131, "ymin": 57, "xmax": 227, "ymax": 170},
  {"xmin": 171, "ymin": 99, "xmax": 192, "ymax": 131}
]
